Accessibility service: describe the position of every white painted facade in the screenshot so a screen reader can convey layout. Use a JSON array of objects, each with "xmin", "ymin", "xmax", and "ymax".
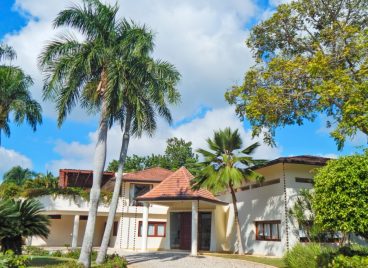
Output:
[{"xmin": 30, "ymin": 161, "xmax": 321, "ymax": 257}]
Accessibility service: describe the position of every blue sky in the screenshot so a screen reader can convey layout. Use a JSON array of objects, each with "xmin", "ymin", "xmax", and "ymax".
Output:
[{"xmin": 0, "ymin": 0, "xmax": 365, "ymax": 178}]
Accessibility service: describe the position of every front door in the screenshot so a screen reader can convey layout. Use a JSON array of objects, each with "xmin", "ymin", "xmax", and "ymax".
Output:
[{"xmin": 179, "ymin": 213, "xmax": 191, "ymax": 250}]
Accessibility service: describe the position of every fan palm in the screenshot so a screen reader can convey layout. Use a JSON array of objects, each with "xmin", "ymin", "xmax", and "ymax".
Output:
[
  {"xmin": 191, "ymin": 127, "xmax": 265, "ymax": 255},
  {"xmin": 0, "ymin": 199, "xmax": 49, "ymax": 255},
  {"xmin": 96, "ymin": 23, "xmax": 180, "ymax": 264},
  {"xmin": 38, "ymin": 1, "xmax": 162, "ymax": 266},
  {"xmin": 0, "ymin": 43, "xmax": 42, "ymax": 147}
]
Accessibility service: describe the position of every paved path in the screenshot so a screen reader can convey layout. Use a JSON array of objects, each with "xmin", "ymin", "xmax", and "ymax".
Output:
[{"xmin": 116, "ymin": 251, "xmax": 276, "ymax": 268}]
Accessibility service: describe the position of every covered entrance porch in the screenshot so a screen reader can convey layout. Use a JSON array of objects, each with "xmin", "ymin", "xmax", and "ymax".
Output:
[{"xmin": 136, "ymin": 167, "xmax": 227, "ymax": 256}]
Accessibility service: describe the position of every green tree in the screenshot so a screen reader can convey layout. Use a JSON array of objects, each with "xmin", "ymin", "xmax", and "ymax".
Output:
[
  {"xmin": 0, "ymin": 199, "xmax": 49, "ymax": 255},
  {"xmin": 191, "ymin": 128, "xmax": 264, "ymax": 255},
  {"xmin": 0, "ymin": 43, "xmax": 42, "ymax": 147},
  {"xmin": 313, "ymin": 151, "xmax": 368, "ymax": 244},
  {"xmin": 96, "ymin": 22, "xmax": 180, "ymax": 263},
  {"xmin": 2, "ymin": 166, "xmax": 37, "ymax": 186},
  {"xmin": 38, "ymin": 1, "xmax": 140, "ymax": 265},
  {"xmin": 226, "ymin": 0, "xmax": 368, "ymax": 149}
]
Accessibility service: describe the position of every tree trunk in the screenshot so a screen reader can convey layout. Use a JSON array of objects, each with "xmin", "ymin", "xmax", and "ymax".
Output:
[
  {"xmin": 1, "ymin": 236, "xmax": 22, "ymax": 254},
  {"xmin": 96, "ymin": 110, "xmax": 132, "ymax": 264},
  {"xmin": 229, "ymin": 184, "xmax": 244, "ymax": 255},
  {"xmin": 78, "ymin": 97, "xmax": 108, "ymax": 268}
]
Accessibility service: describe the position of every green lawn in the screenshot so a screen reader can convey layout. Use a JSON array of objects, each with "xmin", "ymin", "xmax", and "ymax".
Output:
[
  {"xmin": 28, "ymin": 256, "xmax": 75, "ymax": 267},
  {"xmin": 202, "ymin": 252, "xmax": 286, "ymax": 268}
]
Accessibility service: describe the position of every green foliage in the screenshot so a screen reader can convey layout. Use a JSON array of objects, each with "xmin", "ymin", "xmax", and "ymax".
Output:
[
  {"xmin": 313, "ymin": 151, "xmax": 368, "ymax": 240},
  {"xmin": 0, "ymin": 250, "xmax": 29, "ymax": 268},
  {"xmin": 191, "ymin": 127, "xmax": 264, "ymax": 193},
  {"xmin": 289, "ymin": 189, "xmax": 327, "ymax": 242},
  {"xmin": 107, "ymin": 137, "xmax": 199, "ymax": 174},
  {"xmin": 0, "ymin": 171, "xmax": 112, "ymax": 204},
  {"xmin": 99, "ymin": 254, "xmax": 127, "ymax": 268},
  {"xmin": 284, "ymin": 243, "xmax": 324, "ymax": 268},
  {"xmin": 329, "ymin": 255, "xmax": 368, "ymax": 268},
  {"xmin": 24, "ymin": 246, "xmax": 49, "ymax": 256},
  {"xmin": 226, "ymin": 0, "xmax": 368, "ymax": 149},
  {"xmin": 0, "ymin": 199, "xmax": 50, "ymax": 255},
  {"xmin": 285, "ymin": 244, "xmax": 368, "ymax": 268},
  {"xmin": 2, "ymin": 166, "xmax": 37, "ymax": 186},
  {"xmin": 0, "ymin": 43, "xmax": 42, "ymax": 146}
]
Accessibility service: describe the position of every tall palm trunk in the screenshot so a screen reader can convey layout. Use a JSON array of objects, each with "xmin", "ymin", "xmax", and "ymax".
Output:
[
  {"xmin": 96, "ymin": 110, "xmax": 132, "ymax": 264},
  {"xmin": 78, "ymin": 97, "xmax": 108, "ymax": 268},
  {"xmin": 229, "ymin": 184, "xmax": 244, "ymax": 255}
]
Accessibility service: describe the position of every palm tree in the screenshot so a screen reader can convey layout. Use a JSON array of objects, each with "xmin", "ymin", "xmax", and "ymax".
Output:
[
  {"xmin": 38, "ymin": 1, "xmax": 153, "ymax": 266},
  {"xmin": 0, "ymin": 199, "xmax": 49, "ymax": 254},
  {"xmin": 191, "ymin": 128, "xmax": 265, "ymax": 255},
  {"xmin": 96, "ymin": 23, "xmax": 180, "ymax": 264},
  {"xmin": 0, "ymin": 43, "xmax": 42, "ymax": 147},
  {"xmin": 2, "ymin": 166, "xmax": 37, "ymax": 186}
]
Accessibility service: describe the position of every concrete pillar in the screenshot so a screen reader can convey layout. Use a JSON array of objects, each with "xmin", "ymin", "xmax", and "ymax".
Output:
[
  {"xmin": 71, "ymin": 215, "xmax": 80, "ymax": 249},
  {"xmin": 191, "ymin": 200, "xmax": 198, "ymax": 256},
  {"xmin": 141, "ymin": 202, "xmax": 149, "ymax": 252}
]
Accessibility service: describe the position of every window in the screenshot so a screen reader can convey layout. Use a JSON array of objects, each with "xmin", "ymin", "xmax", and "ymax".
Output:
[
  {"xmin": 295, "ymin": 177, "xmax": 314, "ymax": 184},
  {"xmin": 113, "ymin": 221, "xmax": 118, "ymax": 236},
  {"xmin": 129, "ymin": 184, "xmax": 153, "ymax": 206},
  {"xmin": 80, "ymin": 216, "xmax": 88, "ymax": 220},
  {"xmin": 138, "ymin": 221, "xmax": 166, "ymax": 237},
  {"xmin": 255, "ymin": 221, "xmax": 281, "ymax": 241},
  {"xmin": 48, "ymin": 215, "xmax": 61, "ymax": 219}
]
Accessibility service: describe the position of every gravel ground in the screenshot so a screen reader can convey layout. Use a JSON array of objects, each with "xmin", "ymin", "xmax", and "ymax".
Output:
[{"xmin": 115, "ymin": 251, "xmax": 276, "ymax": 268}]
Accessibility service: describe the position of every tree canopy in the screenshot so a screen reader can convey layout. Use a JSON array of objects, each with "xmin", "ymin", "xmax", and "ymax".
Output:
[
  {"xmin": 2, "ymin": 166, "xmax": 37, "ymax": 186},
  {"xmin": 313, "ymin": 151, "xmax": 368, "ymax": 241},
  {"xmin": 226, "ymin": 0, "xmax": 368, "ymax": 149},
  {"xmin": 107, "ymin": 137, "xmax": 199, "ymax": 173},
  {"xmin": 0, "ymin": 43, "xmax": 42, "ymax": 146}
]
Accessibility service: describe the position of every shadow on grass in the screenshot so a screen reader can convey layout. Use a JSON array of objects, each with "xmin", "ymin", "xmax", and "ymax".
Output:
[{"xmin": 28, "ymin": 256, "xmax": 74, "ymax": 267}]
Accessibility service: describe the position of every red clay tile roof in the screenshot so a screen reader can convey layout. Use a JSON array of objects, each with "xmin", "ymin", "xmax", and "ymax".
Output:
[
  {"xmin": 123, "ymin": 167, "xmax": 174, "ymax": 183},
  {"xmin": 137, "ymin": 167, "xmax": 227, "ymax": 205}
]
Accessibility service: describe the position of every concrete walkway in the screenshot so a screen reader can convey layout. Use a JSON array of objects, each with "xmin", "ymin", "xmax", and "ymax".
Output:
[{"xmin": 114, "ymin": 251, "xmax": 276, "ymax": 268}]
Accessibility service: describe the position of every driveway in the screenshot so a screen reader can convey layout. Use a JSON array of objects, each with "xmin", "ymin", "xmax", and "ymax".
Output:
[{"xmin": 116, "ymin": 251, "xmax": 276, "ymax": 268}]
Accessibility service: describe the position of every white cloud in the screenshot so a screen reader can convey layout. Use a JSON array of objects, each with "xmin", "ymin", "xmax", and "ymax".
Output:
[
  {"xmin": 0, "ymin": 147, "xmax": 33, "ymax": 178},
  {"xmin": 46, "ymin": 106, "xmax": 282, "ymax": 174},
  {"xmin": 4, "ymin": 0, "xmax": 257, "ymax": 120}
]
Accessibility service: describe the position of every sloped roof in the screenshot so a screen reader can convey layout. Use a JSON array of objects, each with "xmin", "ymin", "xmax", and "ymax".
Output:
[
  {"xmin": 123, "ymin": 167, "xmax": 174, "ymax": 182},
  {"xmin": 252, "ymin": 155, "xmax": 330, "ymax": 170},
  {"xmin": 102, "ymin": 167, "xmax": 174, "ymax": 191},
  {"xmin": 137, "ymin": 167, "xmax": 227, "ymax": 205}
]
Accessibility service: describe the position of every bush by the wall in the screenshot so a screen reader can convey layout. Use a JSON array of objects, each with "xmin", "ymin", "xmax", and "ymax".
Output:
[
  {"xmin": 0, "ymin": 250, "xmax": 29, "ymax": 268},
  {"xmin": 284, "ymin": 243, "xmax": 323, "ymax": 268},
  {"xmin": 328, "ymin": 255, "xmax": 368, "ymax": 268},
  {"xmin": 24, "ymin": 246, "xmax": 50, "ymax": 256}
]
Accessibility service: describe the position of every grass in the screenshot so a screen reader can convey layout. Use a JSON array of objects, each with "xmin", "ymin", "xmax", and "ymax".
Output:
[
  {"xmin": 28, "ymin": 256, "xmax": 75, "ymax": 267},
  {"xmin": 202, "ymin": 252, "xmax": 286, "ymax": 268}
]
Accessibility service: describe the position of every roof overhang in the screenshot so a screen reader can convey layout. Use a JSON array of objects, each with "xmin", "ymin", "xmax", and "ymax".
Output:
[{"xmin": 136, "ymin": 196, "xmax": 228, "ymax": 206}]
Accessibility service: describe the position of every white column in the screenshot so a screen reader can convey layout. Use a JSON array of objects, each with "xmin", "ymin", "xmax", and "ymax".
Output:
[
  {"xmin": 141, "ymin": 202, "xmax": 149, "ymax": 252},
  {"xmin": 71, "ymin": 215, "xmax": 80, "ymax": 249},
  {"xmin": 191, "ymin": 200, "xmax": 198, "ymax": 256}
]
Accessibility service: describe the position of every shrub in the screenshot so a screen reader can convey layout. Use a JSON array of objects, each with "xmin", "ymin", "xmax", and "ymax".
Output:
[
  {"xmin": 63, "ymin": 249, "xmax": 97, "ymax": 261},
  {"xmin": 328, "ymin": 255, "xmax": 368, "ymax": 268},
  {"xmin": 97, "ymin": 254, "xmax": 127, "ymax": 268},
  {"xmin": 50, "ymin": 250, "xmax": 63, "ymax": 257},
  {"xmin": 0, "ymin": 250, "xmax": 29, "ymax": 268},
  {"xmin": 284, "ymin": 243, "xmax": 324, "ymax": 268},
  {"xmin": 24, "ymin": 246, "xmax": 49, "ymax": 256},
  {"xmin": 44, "ymin": 260, "xmax": 83, "ymax": 268}
]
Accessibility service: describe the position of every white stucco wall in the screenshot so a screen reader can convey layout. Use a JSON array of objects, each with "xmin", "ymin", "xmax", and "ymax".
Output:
[{"xmin": 218, "ymin": 163, "xmax": 319, "ymax": 257}]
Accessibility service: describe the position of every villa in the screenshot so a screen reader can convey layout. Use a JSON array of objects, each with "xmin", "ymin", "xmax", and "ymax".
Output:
[{"xmin": 29, "ymin": 155, "xmax": 329, "ymax": 257}]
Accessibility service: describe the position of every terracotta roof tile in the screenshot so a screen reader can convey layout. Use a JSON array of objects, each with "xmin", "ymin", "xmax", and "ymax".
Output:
[
  {"xmin": 137, "ymin": 167, "xmax": 226, "ymax": 205},
  {"xmin": 123, "ymin": 167, "xmax": 174, "ymax": 182}
]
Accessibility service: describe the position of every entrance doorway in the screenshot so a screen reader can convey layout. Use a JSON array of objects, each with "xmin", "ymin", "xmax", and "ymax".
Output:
[{"xmin": 170, "ymin": 212, "xmax": 211, "ymax": 250}]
